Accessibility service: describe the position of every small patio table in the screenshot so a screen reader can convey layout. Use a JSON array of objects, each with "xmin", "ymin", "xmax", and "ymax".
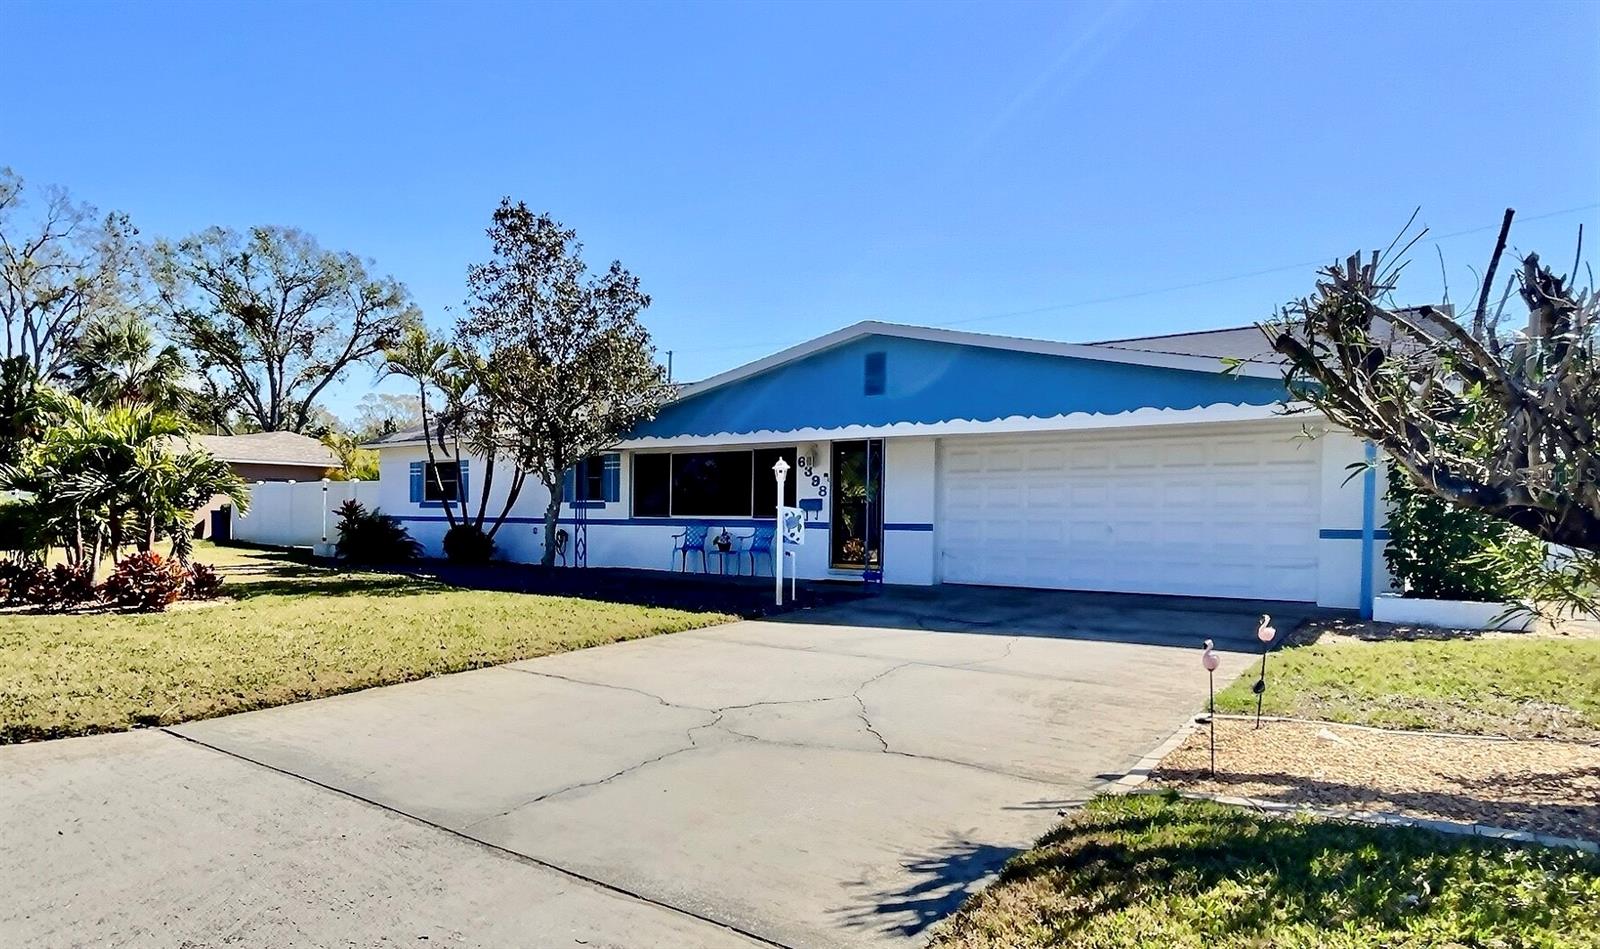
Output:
[{"xmin": 710, "ymin": 544, "xmax": 742, "ymax": 576}]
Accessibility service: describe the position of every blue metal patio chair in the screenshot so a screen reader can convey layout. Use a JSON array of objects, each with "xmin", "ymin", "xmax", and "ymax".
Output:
[
  {"xmin": 671, "ymin": 525, "xmax": 710, "ymax": 572},
  {"xmin": 740, "ymin": 525, "xmax": 777, "ymax": 576}
]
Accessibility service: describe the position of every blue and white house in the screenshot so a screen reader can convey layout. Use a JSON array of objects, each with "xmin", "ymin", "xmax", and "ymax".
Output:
[{"xmin": 370, "ymin": 321, "xmax": 1387, "ymax": 611}]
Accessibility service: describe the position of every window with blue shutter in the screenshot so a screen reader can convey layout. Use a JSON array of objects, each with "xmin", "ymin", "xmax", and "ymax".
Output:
[
  {"xmin": 409, "ymin": 461, "xmax": 424, "ymax": 503},
  {"xmin": 457, "ymin": 459, "xmax": 470, "ymax": 503},
  {"xmin": 562, "ymin": 466, "xmax": 576, "ymax": 502}
]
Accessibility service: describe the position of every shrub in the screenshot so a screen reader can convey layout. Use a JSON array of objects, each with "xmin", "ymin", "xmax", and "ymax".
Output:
[
  {"xmin": 185, "ymin": 562, "xmax": 225, "ymax": 599},
  {"xmin": 0, "ymin": 557, "xmax": 45, "ymax": 605},
  {"xmin": 1384, "ymin": 463, "xmax": 1546, "ymax": 602},
  {"xmin": 101, "ymin": 551, "xmax": 189, "ymax": 612},
  {"xmin": 334, "ymin": 499, "xmax": 422, "ymax": 564},
  {"xmin": 35, "ymin": 563, "xmax": 99, "ymax": 611},
  {"xmin": 443, "ymin": 524, "xmax": 495, "ymax": 563}
]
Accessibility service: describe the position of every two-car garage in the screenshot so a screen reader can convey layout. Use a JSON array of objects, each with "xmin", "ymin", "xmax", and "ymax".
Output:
[{"xmin": 935, "ymin": 424, "xmax": 1323, "ymax": 602}]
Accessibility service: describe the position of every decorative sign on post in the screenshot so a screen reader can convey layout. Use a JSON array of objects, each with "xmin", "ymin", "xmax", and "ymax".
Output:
[{"xmin": 780, "ymin": 506, "xmax": 805, "ymax": 547}]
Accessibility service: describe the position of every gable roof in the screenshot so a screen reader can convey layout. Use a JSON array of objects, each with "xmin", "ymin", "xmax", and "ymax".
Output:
[
  {"xmin": 192, "ymin": 431, "xmax": 340, "ymax": 468},
  {"xmin": 626, "ymin": 322, "xmax": 1291, "ymax": 444},
  {"xmin": 678, "ymin": 320, "xmax": 1280, "ymax": 403}
]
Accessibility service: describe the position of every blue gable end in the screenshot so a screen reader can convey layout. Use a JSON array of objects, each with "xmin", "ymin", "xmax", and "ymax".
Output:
[{"xmin": 629, "ymin": 333, "xmax": 1288, "ymax": 439}]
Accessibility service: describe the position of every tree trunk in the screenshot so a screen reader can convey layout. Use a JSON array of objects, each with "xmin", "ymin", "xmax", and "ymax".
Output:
[{"xmin": 540, "ymin": 489, "xmax": 561, "ymax": 567}]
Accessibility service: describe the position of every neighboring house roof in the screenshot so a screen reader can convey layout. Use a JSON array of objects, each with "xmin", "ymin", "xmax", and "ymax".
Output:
[
  {"xmin": 1086, "ymin": 324, "xmax": 1283, "ymax": 363},
  {"xmin": 364, "ymin": 426, "xmax": 429, "ymax": 448},
  {"xmin": 1088, "ymin": 309, "xmax": 1433, "ymax": 364},
  {"xmin": 191, "ymin": 432, "xmax": 341, "ymax": 469}
]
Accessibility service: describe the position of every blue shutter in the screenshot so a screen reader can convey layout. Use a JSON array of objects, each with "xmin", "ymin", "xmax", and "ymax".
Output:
[
  {"xmin": 457, "ymin": 459, "xmax": 470, "ymax": 503},
  {"xmin": 602, "ymin": 453, "xmax": 621, "ymax": 503},
  {"xmin": 562, "ymin": 466, "xmax": 575, "ymax": 502},
  {"xmin": 409, "ymin": 461, "xmax": 424, "ymax": 503}
]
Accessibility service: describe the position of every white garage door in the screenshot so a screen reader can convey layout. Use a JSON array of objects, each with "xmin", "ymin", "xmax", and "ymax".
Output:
[{"xmin": 937, "ymin": 427, "xmax": 1320, "ymax": 601}]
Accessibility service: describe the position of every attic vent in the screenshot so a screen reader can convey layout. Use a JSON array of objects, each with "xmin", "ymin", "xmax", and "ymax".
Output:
[{"xmin": 863, "ymin": 351, "xmax": 887, "ymax": 395}]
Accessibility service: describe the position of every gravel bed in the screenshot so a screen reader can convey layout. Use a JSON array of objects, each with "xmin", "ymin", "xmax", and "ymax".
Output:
[{"xmin": 1152, "ymin": 718, "xmax": 1600, "ymax": 842}]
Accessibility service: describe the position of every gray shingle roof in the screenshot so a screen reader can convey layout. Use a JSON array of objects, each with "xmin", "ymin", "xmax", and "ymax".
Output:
[{"xmin": 192, "ymin": 432, "xmax": 340, "ymax": 468}]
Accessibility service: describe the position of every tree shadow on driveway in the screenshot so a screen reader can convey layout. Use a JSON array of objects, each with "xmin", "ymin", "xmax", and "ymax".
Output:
[{"xmin": 832, "ymin": 835, "xmax": 1021, "ymax": 938}]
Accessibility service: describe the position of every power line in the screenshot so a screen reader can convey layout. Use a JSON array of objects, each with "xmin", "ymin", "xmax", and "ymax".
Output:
[{"xmin": 664, "ymin": 201, "xmax": 1600, "ymax": 357}]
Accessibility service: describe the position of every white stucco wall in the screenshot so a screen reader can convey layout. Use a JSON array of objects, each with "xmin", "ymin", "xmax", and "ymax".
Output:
[
  {"xmin": 1313, "ymin": 428, "xmax": 1391, "ymax": 610},
  {"xmin": 375, "ymin": 444, "xmax": 554, "ymax": 563},
  {"xmin": 372, "ymin": 425, "xmax": 1384, "ymax": 609}
]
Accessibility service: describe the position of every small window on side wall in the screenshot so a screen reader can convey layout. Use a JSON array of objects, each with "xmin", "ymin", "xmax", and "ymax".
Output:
[
  {"xmin": 424, "ymin": 461, "xmax": 460, "ymax": 502},
  {"xmin": 864, "ymin": 351, "xmax": 886, "ymax": 395}
]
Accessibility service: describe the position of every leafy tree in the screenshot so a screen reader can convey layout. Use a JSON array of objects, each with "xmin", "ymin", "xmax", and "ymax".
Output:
[
  {"xmin": 319, "ymin": 431, "xmax": 381, "ymax": 481},
  {"xmin": 0, "ymin": 355, "xmax": 49, "ymax": 466},
  {"xmin": 351, "ymin": 391, "xmax": 422, "ymax": 441},
  {"xmin": 1264, "ymin": 209, "xmax": 1598, "ymax": 615},
  {"xmin": 64, "ymin": 311, "xmax": 193, "ymax": 412},
  {"xmin": 0, "ymin": 168, "xmax": 145, "ymax": 379},
  {"xmin": 151, "ymin": 226, "xmax": 418, "ymax": 434},
  {"xmin": 457, "ymin": 200, "xmax": 671, "ymax": 566}
]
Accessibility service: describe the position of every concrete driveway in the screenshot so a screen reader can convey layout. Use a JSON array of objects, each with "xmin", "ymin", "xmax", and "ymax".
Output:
[{"xmin": 2, "ymin": 588, "xmax": 1329, "ymax": 948}]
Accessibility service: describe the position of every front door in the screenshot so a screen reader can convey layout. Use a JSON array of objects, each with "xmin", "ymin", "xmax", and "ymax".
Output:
[{"xmin": 830, "ymin": 439, "xmax": 884, "ymax": 571}]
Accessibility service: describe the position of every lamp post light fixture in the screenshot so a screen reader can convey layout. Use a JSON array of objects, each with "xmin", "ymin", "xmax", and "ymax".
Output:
[
  {"xmin": 772, "ymin": 458, "xmax": 790, "ymax": 606},
  {"xmin": 1252, "ymin": 614, "xmax": 1277, "ymax": 730},
  {"xmin": 1200, "ymin": 638, "xmax": 1220, "ymax": 776}
]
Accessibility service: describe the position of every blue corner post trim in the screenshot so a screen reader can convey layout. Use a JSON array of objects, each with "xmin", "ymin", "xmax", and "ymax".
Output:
[{"xmin": 1359, "ymin": 441, "xmax": 1377, "ymax": 620}]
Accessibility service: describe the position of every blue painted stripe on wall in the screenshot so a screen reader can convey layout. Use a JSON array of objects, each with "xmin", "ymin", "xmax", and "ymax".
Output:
[
  {"xmin": 392, "ymin": 515, "xmax": 937, "ymax": 533},
  {"xmin": 394, "ymin": 515, "xmax": 838, "ymax": 530},
  {"xmin": 1320, "ymin": 528, "xmax": 1392, "ymax": 540}
]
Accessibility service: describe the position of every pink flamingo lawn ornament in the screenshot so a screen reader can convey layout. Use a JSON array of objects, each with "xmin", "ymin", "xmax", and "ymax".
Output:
[
  {"xmin": 1201, "ymin": 638, "xmax": 1219, "ymax": 776},
  {"xmin": 1252, "ymin": 614, "xmax": 1277, "ymax": 730}
]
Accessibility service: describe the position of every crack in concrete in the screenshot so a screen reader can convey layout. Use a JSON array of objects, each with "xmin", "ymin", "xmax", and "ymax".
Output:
[
  {"xmin": 952, "ymin": 635, "xmax": 1022, "ymax": 670},
  {"xmin": 500, "ymin": 666, "xmax": 715, "ymax": 713},
  {"xmin": 156, "ymin": 728, "xmax": 794, "ymax": 949},
  {"xmin": 481, "ymin": 657, "xmax": 1069, "ymax": 820},
  {"xmin": 665, "ymin": 633, "xmax": 1120, "ymax": 685}
]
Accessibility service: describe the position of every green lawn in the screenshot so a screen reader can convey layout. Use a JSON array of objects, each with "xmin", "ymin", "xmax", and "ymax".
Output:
[
  {"xmin": 1215, "ymin": 634, "xmax": 1600, "ymax": 740},
  {"xmin": 0, "ymin": 543, "xmax": 732, "ymax": 743},
  {"xmin": 933, "ymin": 793, "xmax": 1600, "ymax": 949}
]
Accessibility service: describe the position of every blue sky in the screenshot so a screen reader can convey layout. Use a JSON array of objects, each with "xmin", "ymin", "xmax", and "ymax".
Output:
[{"xmin": 5, "ymin": 0, "xmax": 1597, "ymax": 420}]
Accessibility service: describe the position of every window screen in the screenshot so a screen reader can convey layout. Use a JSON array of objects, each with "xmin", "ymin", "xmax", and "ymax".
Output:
[
  {"xmin": 752, "ymin": 447, "xmax": 798, "ymax": 517},
  {"xmin": 670, "ymin": 451, "xmax": 754, "ymax": 516},
  {"xmin": 423, "ymin": 462, "xmax": 460, "ymax": 502},
  {"xmin": 632, "ymin": 453, "xmax": 670, "ymax": 517}
]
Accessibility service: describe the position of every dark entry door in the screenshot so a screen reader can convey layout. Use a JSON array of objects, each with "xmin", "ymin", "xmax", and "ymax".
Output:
[{"xmin": 830, "ymin": 439, "xmax": 884, "ymax": 571}]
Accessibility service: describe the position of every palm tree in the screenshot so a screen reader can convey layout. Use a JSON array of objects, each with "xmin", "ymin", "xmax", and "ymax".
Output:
[
  {"xmin": 380, "ymin": 322, "xmax": 462, "ymax": 527},
  {"xmin": 0, "ymin": 392, "xmax": 247, "ymax": 568},
  {"xmin": 64, "ymin": 312, "xmax": 193, "ymax": 413}
]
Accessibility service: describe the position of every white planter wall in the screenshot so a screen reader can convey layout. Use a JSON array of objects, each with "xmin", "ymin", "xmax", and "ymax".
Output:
[{"xmin": 1372, "ymin": 593, "xmax": 1533, "ymax": 631}]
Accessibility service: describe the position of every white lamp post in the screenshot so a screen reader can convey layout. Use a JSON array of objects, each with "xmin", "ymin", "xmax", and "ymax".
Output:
[
  {"xmin": 321, "ymin": 477, "xmax": 331, "ymax": 544},
  {"xmin": 772, "ymin": 458, "xmax": 790, "ymax": 606}
]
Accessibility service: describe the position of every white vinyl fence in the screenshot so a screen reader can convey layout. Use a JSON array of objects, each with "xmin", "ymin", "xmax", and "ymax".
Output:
[{"xmin": 232, "ymin": 480, "xmax": 381, "ymax": 549}]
